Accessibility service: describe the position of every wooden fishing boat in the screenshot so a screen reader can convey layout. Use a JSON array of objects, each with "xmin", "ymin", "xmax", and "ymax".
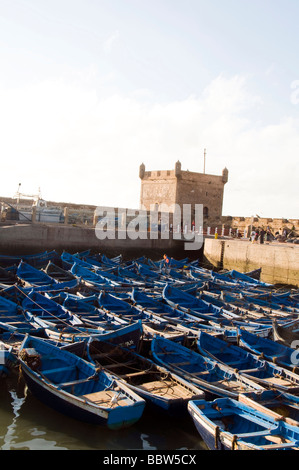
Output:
[
  {"xmin": 225, "ymin": 269, "xmax": 271, "ymax": 287},
  {"xmin": 133, "ymin": 263, "xmax": 165, "ymax": 285},
  {"xmin": 61, "ymin": 251, "xmax": 101, "ymax": 270},
  {"xmin": 239, "ymin": 390, "xmax": 299, "ymax": 426},
  {"xmin": 17, "ymin": 261, "xmax": 58, "ymax": 287},
  {"xmin": 25, "ymin": 312, "xmax": 143, "ymax": 349},
  {"xmin": 0, "ymin": 250, "xmax": 60, "ymax": 268},
  {"xmin": 18, "ymin": 335, "xmax": 145, "ymax": 429},
  {"xmin": 188, "ymin": 397, "xmax": 299, "ymax": 450},
  {"xmin": 132, "ymin": 288, "xmax": 271, "ymax": 339},
  {"xmin": 70, "ymin": 262, "xmax": 119, "ymax": 288},
  {"xmin": 196, "ymin": 331, "xmax": 299, "ymax": 393},
  {"xmin": 16, "ymin": 261, "xmax": 78, "ymax": 291},
  {"xmin": 21, "ymin": 291, "xmax": 143, "ymax": 347},
  {"xmin": 132, "ymin": 288, "xmax": 204, "ymax": 323},
  {"xmin": 163, "ymin": 284, "xmax": 274, "ymax": 334},
  {"xmin": 98, "ymin": 291, "xmax": 191, "ymax": 341},
  {"xmin": 242, "ymin": 293, "xmax": 299, "ymax": 314},
  {"xmin": 44, "ymin": 261, "xmax": 78, "ymax": 282},
  {"xmin": 199, "ymin": 291, "xmax": 295, "ymax": 323},
  {"xmin": 22, "ymin": 291, "xmax": 85, "ymax": 329},
  {"xmin": 98, "ymin": 291, "xmax": 167, "ymax": 324},
  {"xmin": 238, "ymin": 328, "xmax": 299, "ymax": 370},
  {"xmin": 86, "ymin": 339, "xmax": 205, "ymax": 415},
  {"xmin": 150, "ymin": 335, "xmax": 265, "ymax": 399}
]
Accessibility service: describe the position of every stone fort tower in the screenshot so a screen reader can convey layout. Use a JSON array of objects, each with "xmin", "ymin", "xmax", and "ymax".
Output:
[{"xmin": 139, "ymin": 161, "xmax": 228, "ymax": 223}]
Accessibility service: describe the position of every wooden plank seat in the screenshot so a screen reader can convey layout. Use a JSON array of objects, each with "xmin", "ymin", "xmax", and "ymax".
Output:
[
  {"xmin": 184, "ymin": 370, "xmax": 210, "ymax": 377},
  {"xmin": 236, "ymin": 430, "xmax": 276, "ymax": 438},
  {"xmin": 120, "ymin": 370, "xmax": 148, "ymax": 378},
  {"xmin": 58, "ymin": 375, "xmax": 96, "ymax": 388},
  {"xmin": 262, "ymin": 376, "xmax": 299, "ymax": 387}
]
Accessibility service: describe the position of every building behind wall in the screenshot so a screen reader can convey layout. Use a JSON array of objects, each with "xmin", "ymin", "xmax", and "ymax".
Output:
[{"xmin": 139, "ymin": 161, "xmax": 228, "ymax": 225}]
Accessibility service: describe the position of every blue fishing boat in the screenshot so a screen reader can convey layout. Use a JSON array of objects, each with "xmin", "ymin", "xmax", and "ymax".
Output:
[
  {"xmin": 86, "ymin": 339, "xmax": 205, "ymax": 415},
  {"xmin": 131, "ymin": 288, "xmax": 238, "ymax": 340},
  {"xmin": 162, "ymin": 284, "xmax": 272, "ymax": 332},
  {"xmin": 150, "ymin": 335, "xmax": 265, "ymax": 399},
  {"xmin": 18, "ymin": 335, "xmax": 145, "ymax": 429},
  {"xmin": 22, "ymin": 291, "xmax": 84, "ymax": 328},
  {"xmin": 61, "ymin": 251, "xmax": 100, "ymax": 270},
  {"xmin": 99, "ymin": 291, "xmax": 165, "ymax": 321},
  {"xmin": 117, "ymin": 267, "xmax": 147, "ymax": 286},
  {"xmin": 242, "ymin": 293, "xmax": 299, "ymax": 314},
  {"xmin": 196, "ymin": 331, "xmax": 299, "ymax": 393},
  {"xmin": 238, "ymin": 328, "xmax": 299, "ymax": 370},
  {"xmin": 239, "ymin": 390, "xmax": 299, "ymax": 426},
  {"xmin": 0, "ymin": 250, "xmax": 60, "ymax": 268},
  {"xmin": 188, "ymin": 397, "xmax": 299, "ymax": 450},
  {"xmin": 100, "ymin": 254, "xmax": 123, "ymax": 267},
  {"xmin": 225, "ymin": 269, "xmax": 272, "ymax": 287},
  {"xmin": 163, "ymin": 283, "xmax": 250, "ymax": 321},
  {"xmin": 16, "ymin": 261, "xmax": 79, "ymax": 291},
  {"xmin": 44, "ymin": 261, "xmax": 78, "ymax": 282},
  {"xmin": 17, "ymin": 261, "xmax": 58, "ymax": 286},
  {"xmin": 61, "ymin": 294, "xmax": 128, "ymax": 327},
  {"xmin": 98, "ymin": 291, "xmax": 190, "ymax": 341},
  {"xmin": 131, "ymin": 288, "xmax": 205, "ymax": 325},
  {"xmin": 22, "ymin": 289, "xmax": 143, "ymax": 347},
  {"xmin": 134, "ymin": 263, "xmax": 165, "ymax": 283},
  {"xmin": 70, "ymin": 262, "xmax": 118, "ymax": 288}
]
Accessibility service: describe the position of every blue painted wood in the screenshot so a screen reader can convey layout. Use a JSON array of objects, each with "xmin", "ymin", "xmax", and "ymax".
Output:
[
  {"xmin": 188, "ymin": 397, "xmax": 299, "ymax": 450},
  {"xmin": 18, "ymin": 335, "xmax": 145, "ymax": 429}
]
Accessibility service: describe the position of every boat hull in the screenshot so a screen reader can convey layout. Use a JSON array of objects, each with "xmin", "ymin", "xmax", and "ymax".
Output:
[{"xmin": 21, "ymin": 359, "xmax": 144, "ymax": 430}]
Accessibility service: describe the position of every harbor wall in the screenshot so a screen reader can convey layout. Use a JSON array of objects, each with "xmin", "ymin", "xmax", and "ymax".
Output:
[
  {"xmin": 1, "ymin": 222, "xmax": 298, "ymax": 287},
  {"xmin": 0, "ymin": 223, "xmax": 195, "ymax": 260},
  {"xmin": 203, "ymin": 238, "xmax": 299, "ymax": 287}
]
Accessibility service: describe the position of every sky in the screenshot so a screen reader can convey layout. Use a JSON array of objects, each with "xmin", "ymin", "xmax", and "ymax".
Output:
[{"xmin": 0, "ymin": 0, "xmax": 298, "ymax": 219}]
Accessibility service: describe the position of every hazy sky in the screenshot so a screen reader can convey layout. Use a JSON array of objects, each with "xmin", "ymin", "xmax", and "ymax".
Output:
[{"xmin": 0, "ymin": 0, "xmax": 298, "ymax": 218}]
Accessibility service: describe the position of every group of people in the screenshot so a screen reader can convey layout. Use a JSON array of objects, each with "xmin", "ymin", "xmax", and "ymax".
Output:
[{"xmin": 250, "ymin": 228, "xmax": 266, "ymax": 244}]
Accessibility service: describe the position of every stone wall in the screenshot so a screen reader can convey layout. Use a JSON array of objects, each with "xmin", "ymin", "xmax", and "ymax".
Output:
[
  {"xmin": 0, "ymin": 223, "xmax": 189, "ymax": 260},
  {"xmin": 139, "ymin": 162, "xmax": 228, "ymax": 225},
  {"xmin": 203, "ymin": 238, "xmax": 299, "ymax": 286}
]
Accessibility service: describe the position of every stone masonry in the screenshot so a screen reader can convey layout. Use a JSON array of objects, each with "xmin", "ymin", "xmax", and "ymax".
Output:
[{"xmin": 139, "ymin": 161, "xmax": 228, "ymax": 224}]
